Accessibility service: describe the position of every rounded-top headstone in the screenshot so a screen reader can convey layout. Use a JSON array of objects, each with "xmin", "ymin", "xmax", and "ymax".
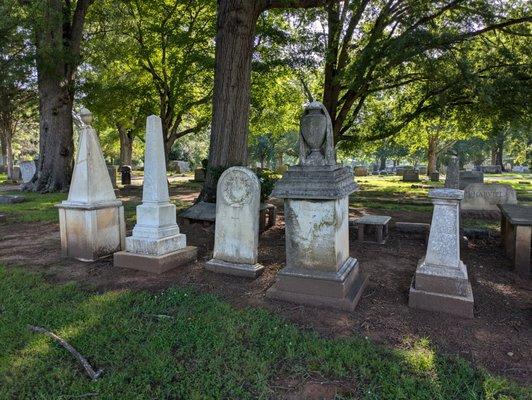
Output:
[{"xmin": 80, "ymin": 108, "xmax": 93, "ymax": 126}]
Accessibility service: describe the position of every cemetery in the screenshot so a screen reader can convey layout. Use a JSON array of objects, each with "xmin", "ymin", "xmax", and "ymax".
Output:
[{"xmin": 0, "ymin": 1, "xmax": 531, "ymax": 399}]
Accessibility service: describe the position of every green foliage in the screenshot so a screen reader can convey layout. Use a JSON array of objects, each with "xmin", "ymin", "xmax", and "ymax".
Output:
[
  {"xmin": 256, "ymin": 169, "xmax": 281, "ymax": 202},
  {"xmin": 0, "ymin": 267, "xmax": 529, "ymax": 399}
]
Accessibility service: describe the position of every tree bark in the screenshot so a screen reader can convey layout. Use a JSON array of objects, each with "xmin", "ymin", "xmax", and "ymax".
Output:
[
  {"xmin": 199, "ymin": 0, "xmax": 263, "ymax": 202},
  {"xmin": 0, "ymin": 129, "xmax": 14, "ymax": 180},
  {"xmin": 427, "ymin": 135, "xmax": 438, "ymax": 176},
  {"xmin": 379, "ymin": 156, "xmax": 386, "ymax": 171},
  {"xmin": 24, "ymin": 0, "xmax": 92, "ymax": 192},
  {"xmin": 118, "ymin": 124, "xmax": 133, "ymax": 166}
]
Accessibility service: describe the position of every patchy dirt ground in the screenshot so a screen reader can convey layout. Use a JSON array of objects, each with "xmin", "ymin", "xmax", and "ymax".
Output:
[{"xmin": 0, "ymin": 184, "xmax": 530, "ymax": 388}]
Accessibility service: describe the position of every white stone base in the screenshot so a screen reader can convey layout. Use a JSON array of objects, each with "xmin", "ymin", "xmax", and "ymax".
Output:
[
  {"xmin": 57, "ymin": 202, "xmax": 125, "ymax": 262},
  {"xmin": 126, "ymin": 233, "xmax": 186, "ymax": 256},
  {"xmin": 206, "ymin": 258, "xmax": 264, "ymax": 278}
]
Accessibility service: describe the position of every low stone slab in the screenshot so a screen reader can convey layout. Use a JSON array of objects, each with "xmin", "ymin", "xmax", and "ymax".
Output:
[
  {"xmin": 206, "ymin": 259, "xmax": 264, "ymax": 278},
  {"xmin": 462, "ymin": 183, "xmax": 517, "ymax": 211},
  {"xmin": 395, "ymin": 222, "xmax": 430, "ymax": 234},
  {"xmin": 114, "ymin": 246, "xmax": 197, "ymax": 274},
  {"xmin": 0, "ymin": 195, "xmax": 25, "ymax": 204}
]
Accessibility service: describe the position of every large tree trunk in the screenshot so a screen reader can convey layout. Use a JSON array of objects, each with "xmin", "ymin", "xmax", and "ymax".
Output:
[
  {"xmin": 199, "ymin": 0, "xmax": 262, "ymax": 202},
  {"xmin": 118, "ymin": 124, "xmax": 133, "ymax": 166},
  {"xmin": 27, "ymin": 79, "xmax": 74, "ymax": 192},
  {"xmin": 427, "ymin": 135, "xmax": 438, "ymax": 176}
]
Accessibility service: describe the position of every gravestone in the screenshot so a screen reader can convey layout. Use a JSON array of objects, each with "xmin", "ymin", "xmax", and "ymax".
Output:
[
  {"xmin": 459, "ymin": 171, "xmax": 483, "ymax": 189},
  {"xmin": 20, "ymin": 160, "xmax": 36, "ymax": 183},
  {"xmin": 193, "ymin": 168, "xmax": 206, "ymax": 182},
  {"xmin": 403, "ymin": 170, "xmax": 420, "ymax": 182},
  {"xmin": 11, "ymin": 166, "xmax": 21, "ymax": 181},
  {"xmin": 267, "ymin": 101, "xmax": 367, "ymax": 311},
  {"xmin": 429, "ymin": 172, "xmax": 440, "ymax": 182},
  {"xmin": 445, "ymin": 156, "xmax": 459, "ymax": 189},
  {"xmin": 409, "ymin": 188, "xmax": 474, "ymax": 318},
  {"xmin": 107, "ymin": 165, "xmax": 118, "ymax": 188},
  {"xmin": 354, "ymin": 166, "xmax": 368, "ymax": 176},
  {"xmin": 169, "ymin": 160, "xmax": 190, "ymax": 173},
  {"xmin": 418, "ymin": 165, "xmax": 428, "ymax": 175},
  {"xmin": 482, "ymin": 165, "xmax": 502, "ymax": 174},
  {"xmin": 57, "ymin": 108, "xmax": 125, "ymax": 261},
  {"xmin": 114, "ymin": 115, "xmax": 197, "ymax": 273},
  {"xmin": 120, "ymin": 165, "xmax": 132, "ymax": 185},
  {"xmin": 206, "ymin": 167, "xmax": 263, "ymax": 277},
  {"xmin": 462, "ymin": 183, "xmax": 517, "ymax": 211}
]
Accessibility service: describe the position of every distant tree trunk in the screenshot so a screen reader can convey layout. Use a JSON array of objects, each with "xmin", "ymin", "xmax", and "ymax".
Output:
[
  {"xmin": 118, "ymin": 124, "xmax": 133, "ymax": 166},
  {"xmin": 24, "ymin": 0, "xmax": 92, "ymax": 193},
  {"xmin": 0, "ymin": 129, "xmax": 14, "ymax": 179},
  {"xmin": 427, "ymin": 135, "xmax": 439, "ymax": 175},
  {"xmin": 379, "ymin": 156, "xmax": 386, "ymax": 170},
  {"xmin": 491, "ymin": 132, "xmax": 505, "ymax": 171}
]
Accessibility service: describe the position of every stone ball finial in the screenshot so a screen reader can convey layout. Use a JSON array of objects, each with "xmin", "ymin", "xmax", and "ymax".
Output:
[{"xmin": 80, "ymin": 107, "xmax": 93, "ymax": 125}]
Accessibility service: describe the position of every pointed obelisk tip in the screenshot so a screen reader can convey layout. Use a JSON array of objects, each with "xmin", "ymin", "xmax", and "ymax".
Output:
[
  {"xmin": 142, "ymin": 114, "xmax": 169, "ymax": 203},
  {"xmin": 80, "ymin": 107, "xmax": 93, "ymax": 126}
]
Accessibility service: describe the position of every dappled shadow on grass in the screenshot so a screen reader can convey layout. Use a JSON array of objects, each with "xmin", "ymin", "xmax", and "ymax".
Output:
[{"xmin": 0, "ymin": 267, "xmax": 528, "ymax": 400}]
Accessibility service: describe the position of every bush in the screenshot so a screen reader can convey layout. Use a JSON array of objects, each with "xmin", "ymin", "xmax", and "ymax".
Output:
[{"xmin": 256, "ymin": 169, "xmax": 281, "ymax": 203}]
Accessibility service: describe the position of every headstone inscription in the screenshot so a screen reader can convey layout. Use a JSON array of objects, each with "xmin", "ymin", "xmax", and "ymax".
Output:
[
  {"xmin": 267, "ymin": 101, "xmax": 367, "ymax": 310},
  {"xmin": 114, "ymin": 115, "xmax": 197, "ymax": 273},
  {"xmin": 206, "ymin": 167, "xmax": 263, "ymax": 277},
  {"xmin": 56, "ymin": 108, "xmax": 125, "ymax": 261},
  {"xmin": 462, "ymin": 184, "xmax": 517, "ymax": 211}
]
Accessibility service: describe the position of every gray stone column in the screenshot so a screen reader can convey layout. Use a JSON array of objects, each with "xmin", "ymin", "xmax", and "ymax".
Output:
[{"xmin": 409, "ymin": 188, "xmax": 474, "ymax": 317}]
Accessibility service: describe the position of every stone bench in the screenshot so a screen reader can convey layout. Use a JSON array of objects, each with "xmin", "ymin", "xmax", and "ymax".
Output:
[
  {"xmin": 498, "ymin": 204, "xmax": 531, "ymax": 278},
  {"xmin": 353, "ymin": 215, "xmax": 391, "ymax": 244}
]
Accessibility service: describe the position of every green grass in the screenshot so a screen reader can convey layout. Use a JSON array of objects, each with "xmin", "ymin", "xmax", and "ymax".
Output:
[
  {"xmin": 0, "ymin": 191, "xmax": 67, "ymax": 223},
  {"xmin": 0, "ymin": 173, "xmax": 6, "ymax": 184},
  {"xmin": 0, "ymin": 267, "xmax": 529, "ymax": 399}
]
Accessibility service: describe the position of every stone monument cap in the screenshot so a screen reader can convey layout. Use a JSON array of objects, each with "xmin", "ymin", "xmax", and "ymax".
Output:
[
  {"xmin": 428, "ymin": 188, "xmax": 464, "ymax": 200},
  {"xmin": 80, "ymin": 108, "xmax": 93, "ymax": 125}
]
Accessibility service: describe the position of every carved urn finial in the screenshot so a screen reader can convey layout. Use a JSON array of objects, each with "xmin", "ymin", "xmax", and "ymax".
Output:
[
  {"xmin": 80, "ymin": 107, "xmax": 93, "ymax": 126},
  {"xmin": 299, "ymin": 101, "xmax": 335, "ymax": 166}
]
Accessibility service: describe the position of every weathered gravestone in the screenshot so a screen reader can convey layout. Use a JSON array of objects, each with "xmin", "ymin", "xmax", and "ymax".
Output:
[
  {"xmin": 120, "ymin": 165, "xmax": 132, "ymax": 185},
  {"xmin": 107, "ymin": 165, "xmax": 118, "ymax": 188},
  {"xmin": 11, "ymin": 166, "xmax": 21, "ymax": 181},
  {"xmin": 206, "ymin": 167, "xmax": 263, "ymax": 277},
  {"xmin": 20, "ymin": 160, "xmax": 36, "ymax": 183},
  {"xmin": 403, "ymin": 170, "xmax": 420, "ymax": 182},
  {"xmin": 482, "ymin": 165, "xmax": 502, "ymax": 174},
  {"xmin": 409, "ymin": 188, "xmax": 474, "ymax": 318},
  {"xmin": 169, "ymin": 160, "xmax": 190, "ymax": 173},
  {"xmin": 114, "ymin": 115, "xmax": 197, "ymax": 273},
  {"xmin": 461, "ymin": 183, "xmax": 517, "ymax": 211},
  {"xmin": 354, "ymin": 166, "xmax": 368, "ymax": 176},
  {"xmin": 57, "ymin": 108, "xmax": 125, "ymax": 262},
  {"xmin": 193, "ymin": 168, "xmax": 206, "ymax": 182},
  {"xmin": 459, "ymin": 171, "xmax": 483, "ymax": 190},
  {"xmin": 418, "ymin": 165, "xmax": 428, "ymax": 175},
  {"xmin": 429, "ymin": 172, "xmax": 440, "ymax": 182},
  {"xmin": 267, "ymin": 101, "xmax": 367, "ymax": 310},
  {"xmin": 445, "ymin": 156, "xmax": 459, "ymax": 189}
]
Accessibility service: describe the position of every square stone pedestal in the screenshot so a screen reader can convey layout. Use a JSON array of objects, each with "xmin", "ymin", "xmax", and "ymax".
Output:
[
  {"xmin": 409, "ymin": 258, "xmax": 474, "ymax": 318},
  {"xmin": 267, "ymin": 257, "xmax": 368, "ymax": 311},
  {"xmin": 114, "ymin": 246, "xmax": 197, "ymax": 274},
  {"xmin": 206, "ymin": 259, "xmax": 264, "ymax": 278},
  {"xmin": 57, "ymin": 201, "xmax": 125, "ymax": 262},
  {"xmin": 267, "ymin": 197, "xmax": 367, "ymax": 311}
]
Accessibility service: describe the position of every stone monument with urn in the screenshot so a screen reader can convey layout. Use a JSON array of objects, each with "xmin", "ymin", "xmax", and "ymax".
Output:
[
  {"xmin": 266, "ymin": 101, "xmax": 368, "ymax": 310},
  {"xmin": 57, "ymin": 108, "xmax": 125, "ymax": 261}
]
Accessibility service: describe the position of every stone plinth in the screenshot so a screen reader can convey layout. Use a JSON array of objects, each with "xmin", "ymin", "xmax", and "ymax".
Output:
[
  {"xmin": 409, "ymin": 188, "xmax": 474, "ymax": 318},
  {"xmin": 57, "ymin": 108, "xmax": 125, "ymax": 262},
  {"xmin": 267, "ymin": 102, "xmax": 366, "ymax": 310},
  {"xmin": 114, "ymin": 115, "xmax": 196, "ymax": 273},
  {"xmin": 206, "ymin": 167, "xmax": 263, "ymax": 278},
  {"xmin": 58, "ymin": 201, "xmax": 125, "ymax": 261}
]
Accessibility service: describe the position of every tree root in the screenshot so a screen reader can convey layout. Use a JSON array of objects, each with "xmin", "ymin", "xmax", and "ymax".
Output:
[{"xmin": 28, "ymin": 325, "xmax": 103, "ymax": 380}]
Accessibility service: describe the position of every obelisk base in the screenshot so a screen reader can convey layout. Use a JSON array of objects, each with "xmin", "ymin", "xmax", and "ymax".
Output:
[
  {"xmin": 114, "ymin": 246, "xmax": 197, "ymax": 274},
  {"xmin": 206, "ymin": 259, "xmax": 264, "ymax": 278},
  {"xmin": 267, "ymin": 258, "xmax": 368, "ymax": 311}
]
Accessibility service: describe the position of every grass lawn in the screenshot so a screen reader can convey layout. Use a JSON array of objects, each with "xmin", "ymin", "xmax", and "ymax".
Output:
[{"xmin": 0, "ymin": 267, "xmax": 529, "ymax": 400}]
